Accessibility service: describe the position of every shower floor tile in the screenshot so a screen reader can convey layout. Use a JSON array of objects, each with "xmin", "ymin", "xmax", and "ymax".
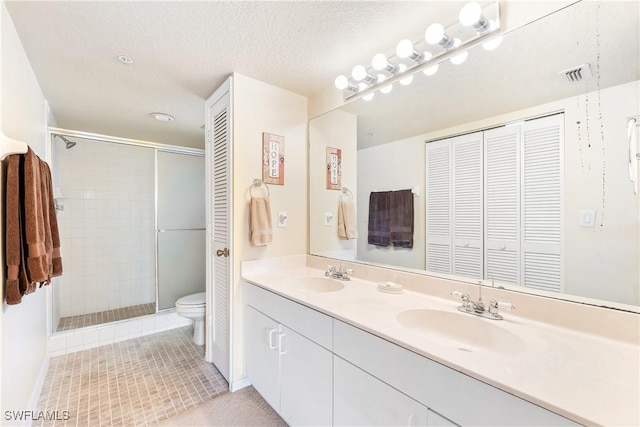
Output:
[
  {"xmin": 57, "ymin": 302, "xmax": 156, "ymax": 331},
  {"xmin": 35, "ymin": 326, "xmax": 228, "ymax": 427}
]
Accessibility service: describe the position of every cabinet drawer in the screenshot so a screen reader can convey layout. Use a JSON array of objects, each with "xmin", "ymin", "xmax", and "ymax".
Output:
[
  {"xmin": 245, "ymin": 282, "xmax": 333, "ymax": 350},
  {"xmin": 334, "ymin": 320, "xmax": 578, "ymax": 427}
]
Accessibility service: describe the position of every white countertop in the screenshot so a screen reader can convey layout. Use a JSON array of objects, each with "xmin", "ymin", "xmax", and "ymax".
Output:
[{"xmin": 242, "ymin": 263, "xmax": 640, "ymax": 427}]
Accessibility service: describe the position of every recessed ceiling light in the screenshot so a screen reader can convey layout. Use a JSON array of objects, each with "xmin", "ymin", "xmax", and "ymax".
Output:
[
  {"xmin": 149, "ymin": 112, "xmax": 174, "ymax": 122},
  {"xmin": 117, "ymin": 55, "xmax": 134, "ymax": 65}
]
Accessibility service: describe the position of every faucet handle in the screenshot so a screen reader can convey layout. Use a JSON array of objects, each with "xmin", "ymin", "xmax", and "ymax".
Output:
[
  {"xmin": 450, "ymin": 291, "xmax": 470, "ymax": 302},
  {"xmin": 490, "ymin": 300, "xmax": 516, "ymax": 312}
]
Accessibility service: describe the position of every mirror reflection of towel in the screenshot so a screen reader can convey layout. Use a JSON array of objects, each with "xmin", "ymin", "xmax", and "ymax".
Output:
[
  {"xmin": 389, "ymin": 190, "xmax": 414, "ymax": 248},
  {"xmin": 368, "ymin": 191, "xmax": 391, "ymax": 246},
  {"xmin": 250, "ymin": 196, "xmax": 272, "ymax": 246},
  {"xmin": 338, "ymin": 199, "xmax": 358, "ymax": 239},
  {"xmin": 368, "ymin": 190, "xmax": 414, "ymax": 248}
]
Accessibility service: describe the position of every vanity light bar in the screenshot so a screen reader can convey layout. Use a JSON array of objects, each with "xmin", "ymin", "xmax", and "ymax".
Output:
[{"xmin": 334, "ymin": 1, "xmax": 501, "ymax": 100}]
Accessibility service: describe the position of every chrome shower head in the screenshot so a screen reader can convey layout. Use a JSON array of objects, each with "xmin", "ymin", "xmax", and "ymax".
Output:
[{"xmin": 55, "ymin": 134, "xmax": 76, "ymax": 149}]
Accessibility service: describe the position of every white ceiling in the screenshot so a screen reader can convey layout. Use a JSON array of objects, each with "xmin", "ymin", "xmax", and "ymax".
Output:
[{"xmin": 5, "ymin": 0, "xmax": 472, "ymax": 149}]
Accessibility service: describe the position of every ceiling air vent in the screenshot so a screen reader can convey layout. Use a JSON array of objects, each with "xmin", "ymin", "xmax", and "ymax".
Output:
[{"xmin": 559, "ymin": 63, "xmax": 593, "ymax": 82}]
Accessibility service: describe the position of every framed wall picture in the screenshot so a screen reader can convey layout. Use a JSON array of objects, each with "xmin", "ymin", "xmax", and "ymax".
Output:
[
  {"xmin": 326, "ymin": 147, "xmax": 341, "ymax": 190},
  {"xmin": 262, "ymin": 132, "xmax": 285, "ymax": 185}
]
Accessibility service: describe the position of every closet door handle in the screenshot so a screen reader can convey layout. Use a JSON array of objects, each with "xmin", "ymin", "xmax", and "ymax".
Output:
[
  {"xmin": 278, "ymin": 333, "xmax": 286, "ymax": 355},
  {"xmin": 268, "ymin": 329, "xmax": 277, "ymax": 350},
  {"xmin": 216, "ymin": 248, "xmax": 229, "ymax": 257}
]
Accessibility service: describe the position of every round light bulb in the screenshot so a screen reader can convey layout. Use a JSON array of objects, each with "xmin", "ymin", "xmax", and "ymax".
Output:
[
  {"xmin": 372, "ymin": 53, "xmax": 388, "ymax": 71},
  {"xmin": 363, "ymin": 92, "xmax": 374, "ymax": 101},
  {"xmin": 459, "ymin": 2, "xmax": 482, "ymax": 27},
  {"xmin": 334, "ymin": 75, "xmax": 349, "ymax": 90},
  {"xmin": 397, "ymin": 64, "xmax": 413, "ymax": 86},
  {"xmin": 358, "ymin": 82, "xmax": 368, "ymax": 92},
  {"xmin": 352, "ymin": 65, "xmax": 367, "ymax": 81},
  {"xmin": 396, "ymin": 39, "xmax": 414, "ymax": 59},
  {"xmin": 425, "ymin": 23, "xmax": 445, "ymax": 45},
  {"xmin": 423, "ymin": 64, "xmax": 439, "ymax": 76},
  {"xmin": 450, "ymin": 51, "xmax": 468, "ymax": 65},
  {"xmin": 483, "ymin": 35, "xmax": 503, "ymax": 51}
]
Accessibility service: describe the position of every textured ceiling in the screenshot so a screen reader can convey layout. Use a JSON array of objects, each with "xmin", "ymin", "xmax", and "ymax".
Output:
[{"xmin": 5, "ymin": 1, "xmax": 470, "ymax": 148}]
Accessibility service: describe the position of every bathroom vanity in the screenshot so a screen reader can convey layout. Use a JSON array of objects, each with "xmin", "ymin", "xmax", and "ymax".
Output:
[{"xmin": 242, "ymin": 256, "xmax": 640, "ymax": 427}]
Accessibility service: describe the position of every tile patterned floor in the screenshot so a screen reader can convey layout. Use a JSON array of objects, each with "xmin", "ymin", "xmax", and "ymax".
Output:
[
  {"xmin": 35, "ymin": 326, "xmax": 228, "ymax": 427},
  {"xmin": 57, "ymin": 303, "xmax": 156, "ymax": 331}
]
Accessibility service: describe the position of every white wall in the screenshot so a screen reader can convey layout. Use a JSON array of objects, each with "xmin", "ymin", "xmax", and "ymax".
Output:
[
  {"xmin": 309, "ymin": 109, "xmax": 357, "ymax": 260},
  {"xmin": 357, "ymin": 135, "xmax": 426, "ymax": 270},
  {"xmin": 562, "ymin": 81, "xmax": 639, "ymax": 305},
  {"xmin": 1, "ymin": 2, "xmax": 50, "ymax": 422},
  {"xmin": 231, "ymin": 73, "xmax": 308, "ymax": 383}
]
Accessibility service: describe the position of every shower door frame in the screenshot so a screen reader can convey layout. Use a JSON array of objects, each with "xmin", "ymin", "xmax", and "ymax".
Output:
[{"xmin": 46, "ymin": 127, "xmax": 204, "ymax": 336}]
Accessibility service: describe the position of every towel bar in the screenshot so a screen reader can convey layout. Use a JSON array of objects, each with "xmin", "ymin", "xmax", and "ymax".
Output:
[{"xmin": 251, "ymin": 178, "xmax": 270, "ymax": 197}]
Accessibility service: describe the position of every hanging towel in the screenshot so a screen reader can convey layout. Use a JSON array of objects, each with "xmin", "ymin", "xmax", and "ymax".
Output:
[
  {"xmin": 5, "ymin": 149, "xmax": 63, "ymax": 304},
  {"xmin": 250, "ymin": 196, "xmax": 272, "ymax": 246},
  {"xmin": 41, "ymin": 159, "xmax": 63, "ymax": 279},
  {"xmin": 23, "ymin": 147, "xmax": 49, "ymax": 284},
  {"xmin": 367, "ymin": 191, "xmax": 391, "ymax": 246},
  {"xmin": 338, "ymin": 199, "xmax": 358, "ymax": 239},
  {"xmin": 5, "ymin": 154, "xmax": 29, "ymax": 304},
  {"xmin": 389, "ymin": 189, "xmax": 414, "ymax": 248}
]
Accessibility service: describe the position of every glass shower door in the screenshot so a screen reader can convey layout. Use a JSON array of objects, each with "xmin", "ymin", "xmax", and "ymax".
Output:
[{"xmin": 156, "ymin": 151, "xmax": 206, "ymax": 310}]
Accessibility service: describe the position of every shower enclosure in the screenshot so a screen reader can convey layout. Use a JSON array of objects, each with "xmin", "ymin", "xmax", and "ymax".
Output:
[{"xmin": 50, "ymin": 131, "xmax": 205, "ymax": 332}]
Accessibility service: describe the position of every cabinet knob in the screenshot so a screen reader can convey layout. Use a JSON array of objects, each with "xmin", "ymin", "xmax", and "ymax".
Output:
[{"xmin": 216, "ymin": 248, "xmax": 229, "ymax": 257}]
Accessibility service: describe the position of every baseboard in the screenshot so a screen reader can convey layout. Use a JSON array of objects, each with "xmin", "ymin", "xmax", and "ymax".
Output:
[
  {"xmin": 25, "ymin": 356, "xmax": 50, "ymax": 425},
  {"xmin": 230, "ymin": 377, "xmax": 251, "ymax": 392}
]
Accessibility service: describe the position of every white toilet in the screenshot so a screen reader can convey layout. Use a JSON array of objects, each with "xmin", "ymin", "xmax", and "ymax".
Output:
[{"xmin": 175, "ymin": 292, "xmax": 206, "ymax": 345}]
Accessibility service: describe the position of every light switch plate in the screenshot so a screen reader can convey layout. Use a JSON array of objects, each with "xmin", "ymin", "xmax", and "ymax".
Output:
[
  {"xmin": 278, "ymin": 212, "xmax": 288, "ymax": 228},
  {"xmin": 324, "ymin": 212, "xmax": 333, "ymax": 226},
  {"xmin": 579, "ymin": 209, "xmax": 596, "ymax": 227}
]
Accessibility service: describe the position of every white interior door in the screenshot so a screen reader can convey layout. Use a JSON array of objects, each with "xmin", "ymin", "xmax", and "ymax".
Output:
[
  {"xmin": 426, "ymin": 139, "xmax": 452, "ymax": 274},
  {"xmin": 205, "ymin": 78, "xmax": 232, "ymax": 381}
]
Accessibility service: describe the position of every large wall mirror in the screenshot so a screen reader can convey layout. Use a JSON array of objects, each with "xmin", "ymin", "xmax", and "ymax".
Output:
[{"xmin": 309, "ymin": 1, "xmax": 639, "ymax": 310}]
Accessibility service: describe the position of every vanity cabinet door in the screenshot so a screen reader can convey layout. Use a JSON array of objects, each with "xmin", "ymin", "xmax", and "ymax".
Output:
[
  {"xmin": 334, "ymin": 356, "xmax": 428, "ymax": 426},
  {"xmin": 279, "ymin": 325, "xmax": 333, "ymax": 426},
  {"xmin": 245, "ymin": 305, "xmax": 280, "ymax": 411}
]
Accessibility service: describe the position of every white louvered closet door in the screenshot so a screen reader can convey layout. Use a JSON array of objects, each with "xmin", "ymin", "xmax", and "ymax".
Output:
[
  {"xmin": 521, "ymin": 114, "xmax": 563, "ymax": 292},
  {"xmin": 452, "ymin": 132, "xmax": 483, "ymax": 279},
  {"xmin": 484, "ymin": 125, "xmax": 520, "ymax": 284},
  {"xmin": 205, "ymin": 80, "xmax": 232, "ymax": 381},
  {"xmin": 426, "ymin": 139, "xmax": 452, "ymax": 274}
]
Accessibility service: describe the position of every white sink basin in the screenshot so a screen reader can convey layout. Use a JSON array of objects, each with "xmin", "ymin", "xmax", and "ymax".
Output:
[
  {"xmin": 284, "ymin": 277, "xmax": 345, "ymax": 293},
  {"xmin": 396, "ymin": 309, "xmax": 524, "ymax": 355}
]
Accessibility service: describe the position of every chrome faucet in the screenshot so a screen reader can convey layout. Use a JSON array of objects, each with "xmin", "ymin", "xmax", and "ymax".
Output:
[
  {"xmin": 450, "ymin": 280, "xmax": 515, "ymax": 320},
  {"xmin": 325, "ymin": 264, "xmax": 352, "ymax": 281}
]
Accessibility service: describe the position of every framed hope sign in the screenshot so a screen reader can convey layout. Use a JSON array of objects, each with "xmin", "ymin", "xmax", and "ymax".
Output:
[{"xmin": 262, "ymin": 132, "xmax": 285, "ymax": 185}]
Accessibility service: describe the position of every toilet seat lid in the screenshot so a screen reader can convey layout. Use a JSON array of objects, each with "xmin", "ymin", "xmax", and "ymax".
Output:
[{"xmin": 176, "ymin": 292, "xmax": 206, "ymax": 306}]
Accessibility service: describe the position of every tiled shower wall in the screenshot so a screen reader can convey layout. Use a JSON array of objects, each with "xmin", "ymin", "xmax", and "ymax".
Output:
[{"xmin": 53, "ymin": 137, "xmax": 155, "ymax": 318}]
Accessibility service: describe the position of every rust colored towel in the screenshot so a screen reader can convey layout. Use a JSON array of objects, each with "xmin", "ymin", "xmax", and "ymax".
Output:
[
  {"xmin": 4, "ymin": 149, "xmax": 63, "ymax": 304},
  {"xmin": 389, "ymin": 189, "xmax": 414, "ymax": 248},
  {"xmin": 5, "ymin": 154, "xmax": 29, "ymax": 304},
  {"xmin": 367, "ymin": 191, "xmax": 391, "ymax": 247},
  {"xmin": 249, "ymin": 196, "xmax": 272, "ymax": 246},
  {"xmin": 40, "ymin": 159, "xmax": 63, "ymax": 280},
  {"xmin": 23, "ymin": 148, "xmax": 49, "ymax": 284}
]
